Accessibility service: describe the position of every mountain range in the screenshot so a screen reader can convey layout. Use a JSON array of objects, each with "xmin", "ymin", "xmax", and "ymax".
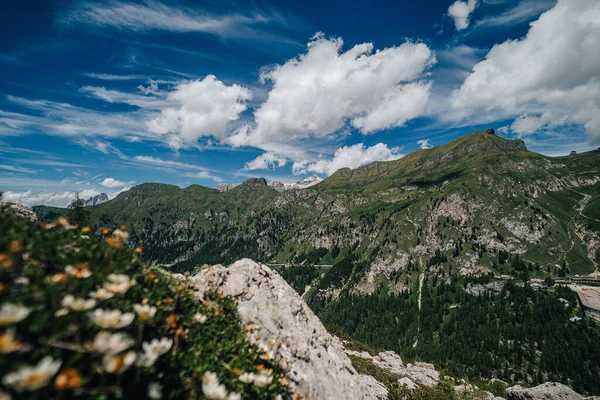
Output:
[
  {"xmin": 30, "ymin": 129, "xmax": 600, "ymax": 393},
  {"xmin": 216, "ymin": 174, "xmax": 324, "ymax": 193},
  {"xmin": 34, "ymin": 130, "xmax": 600, "ymax": 281}
]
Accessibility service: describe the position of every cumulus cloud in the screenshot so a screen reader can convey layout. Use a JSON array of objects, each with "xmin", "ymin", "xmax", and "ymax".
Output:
[
  {"xmin": 147, "ymin": 75, "xmax": 252, "ymax": 149},
  {"xmin": 243, "ymin": 152, "xmax": 288, "ymax": 171},
  {"xmin": 99, "ymin": 178, "xmax": 132, "ymax": 188},
  {"xmin": 230, "ymin": 33, "xmax": 435, "ymax": 147},
  {"xmin": 448, "ymin": 0, "xmax": 478, "ymax": 30},
  {"xmin": 417, "ymin": 139, "xmax": 431, "ymax": 149},
  {"xmin": 292, "ymin": 143, "xmax": 403, "ymax": 176},
  {"xmin": 451, "ymin": 0, "xmax": 600, "ymax": 143}
]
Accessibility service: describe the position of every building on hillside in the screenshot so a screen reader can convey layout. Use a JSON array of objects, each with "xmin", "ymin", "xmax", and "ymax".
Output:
[{"xmin": 570, "ymin": 276, "xmax": 600, "ymax": 284}]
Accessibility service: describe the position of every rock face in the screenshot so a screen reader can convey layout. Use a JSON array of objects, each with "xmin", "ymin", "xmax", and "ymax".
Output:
[
  {"xmin": 267, "ymin": 181, "xmax": 286, "ymax": 192},
  {"xmin": 182, "ymin": 259, "xmax": 386, "ymax": 400},
  {"xmin": 216, "ymin": 183, "xmax": 237, "ymax": 192},
  {"xmin": 506, "ymin": 382, "xmax": 589, "ymax": 400},
  {"xmin": 84, "ymin": 193, "xmax": 109, "ymax": 206},
  {"xmin": 0, "ymin": 202, "xmax": 37, "ymax": 221},
  {"xmin": 286, "ymin": 174, "xmax": 323, "ymax": 190}
]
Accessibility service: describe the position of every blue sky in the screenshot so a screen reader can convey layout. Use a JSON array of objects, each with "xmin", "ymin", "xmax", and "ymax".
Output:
[{"xmin": 1, "ymin": 0, "xmax": 599, "ymax": 206}]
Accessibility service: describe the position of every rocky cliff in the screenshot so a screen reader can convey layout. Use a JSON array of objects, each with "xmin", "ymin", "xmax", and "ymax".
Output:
[
  {"xmin": 176, "ymin": 259, "xmax": 596, "ymax": 400},
  {"xmin": 177, "ymin": 259, "xmax": 387, "ymax": 399}
]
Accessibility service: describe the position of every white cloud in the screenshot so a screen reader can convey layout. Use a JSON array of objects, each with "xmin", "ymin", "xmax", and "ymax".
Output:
[
  {"xmin": 58, "ymin": 1, "xmax": 292, "ymax": 44},
  {"xmin": 80, "ymin": 86, "xmax": 169, "ymax": 108},
  {"xmin": 451, "ymin": 0, "xmax": 600, "ymax": 144},
  {"xmin": 181, "ymin": 171, "xmax": 222, "ymax": 182},
  {"xmin": 475, "ymin": 0, "xmax": 555, "ymax": 28},
  {"xmin": 132, "ymin": 155, "xmax": 208, "ymax": 171},
  {"xmin": 292, "ymin": 142, "xmax": 403, "ymax": 176},
  {"xmin": 510, "ymin": 115, "xmax": 545, "ymax": 135},
  {"xmin": 84, "ymin": 72, "xmax": 148, "ymax": 81},
  {"xmin": 417, "ymin": 139, "xmax": 431, "ymax": 149},
  {"xmin": 0, "ymin": 164, "xmax": 38, "ymax": 174},
  {"xmin": 2, "ymin": 189, "xmax": 100, "ymax": 207},
  {"xmin": 2, "ymin": 96, "xmax": 154, "ymax": 140},
  {"xmin": 243, "ymin": 152, "xmax": 288, "ymax": 170},
  {"xmin": 99, "ymin": 178, "xmax": 132, "ymax": 188},
  {"xmin": 448, "ymin": 0, "xmax": 478, "ymax": 30},
  {"xmin": 147, "ymin": 75, "xmax": 252, "ymax": 149},
  {"xmin": 230, "ymin": 33, "xmax": 435, "ymax": 147}
]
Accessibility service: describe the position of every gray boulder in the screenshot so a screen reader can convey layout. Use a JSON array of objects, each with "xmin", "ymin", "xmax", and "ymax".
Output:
[
  {"xmin": 182, "ymin": 259, "xmax": 387, "ymax": 400},
  {"xmin": 506, "ymin": 382, "xmax": 590, "ymax": 400}
]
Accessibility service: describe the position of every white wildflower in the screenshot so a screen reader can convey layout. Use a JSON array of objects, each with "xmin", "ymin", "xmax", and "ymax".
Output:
[
  {"xmin": 55, "ymin": 309, "xmax": 69, "ymax": 317},
  {"xmin": 203, "ymin": 371, "xmax": 218, "ymax": 385},
  {"xmin": 202, "ymin": 371, "xmax": 226, "ymax": 400},
  {"xmin": 257, "ymin": 341, "xmax": 270, "ymax": 353},
  {"xmin": 0, "ymin": 303, "xmax": 30, "ymax": 326},
  {"xmin": 137, "ymin": 337, "xmax": 173, "ymax": 367},
  {"xmin": 112, "ymin": 229, "xmax": 129, "ymax": 241},
  {"xmin": 238, "ymin": 372, "xmax": 255, "ymax": 383},
  {"xmin": 14, "ymin": 277, "xmax": 29, "ymax": 286},
  {"xmin": 261, "ymin": 351, "xmax": 275, "ymax": 361},
  {"xmin": 102, "ymin": 351, "xmax": 136, "ymax": 374},
  {"xmin": 148, "ymin": 382, "xmax": 162, "ymax": 399},
  {"xmin": 227, "ymin": 393, "xmax": 241, "ymax": 400},
  {"xmin": 90, "ymin": 309, "xmax": 134, "ymax": 329},
  {"xmin": 89, "ymin": 288, "xmax": 114, "ymax": 300},
  {"xmin": 2, "ymin": 356, "xmax": 61, "ymax": 391},
  {"xmin": 103, "ymin": 274, "xmax": 135, "ymax": 295},
  {"xmin": 253, "ymin": 370, "xmax": 273, "ymax": 387},
  {"xmin": 62, "ymin": 295, "xmax": 96, "ymax": 311},
  {"xmin": 193, "ymin": 313, "xmax": 207, "ymax": 324},
  {"xmin": 134, "ymin": 304, "xmax": 157, "ymax": 321},
  {"xmin": 92, "ymin": 331, "xmax": 135, "ymax": 355}
]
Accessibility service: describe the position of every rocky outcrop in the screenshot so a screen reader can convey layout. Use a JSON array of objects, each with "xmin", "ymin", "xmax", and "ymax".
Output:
[
  {"xmin": 506, "ymin": 382, "xmax": 594, "ymax": 400},
  {"xmin": 345, "ymin": 348, "xmax": 440, "ymax": 388},
  {"xmin": 84, "ymin": 193, "xmax": 109, "ymax": 206},
  {"xmin": 180, "ymin": 259, "xmax": 387, "ymax": 399},
  {"xmin": 216, "ymin": 183, "xmax": 238, "ymax": 192},
  {"xmin": 0, "ymin": 202, "xmax": 37, "ymax": 221}
]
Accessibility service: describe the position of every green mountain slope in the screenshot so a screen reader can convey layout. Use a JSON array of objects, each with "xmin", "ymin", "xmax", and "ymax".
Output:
[{"xmin": 33, "ymin": 130, "xmax": 600, "ymax": 281}]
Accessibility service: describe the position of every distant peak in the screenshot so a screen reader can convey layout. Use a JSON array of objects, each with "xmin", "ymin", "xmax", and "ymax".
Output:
[
  {"xmin": 83, "ymin": 193, "xmax": 109, "ymax": 207},
  {"xmin": 242, "ymin": 178, "xmax": 268, "ymax": 186}
]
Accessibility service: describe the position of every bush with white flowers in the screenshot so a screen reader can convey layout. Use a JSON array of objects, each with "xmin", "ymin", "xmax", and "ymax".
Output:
[{"xmin": 0, "ymin": 208, "xmax": 290, "ymax": 399}]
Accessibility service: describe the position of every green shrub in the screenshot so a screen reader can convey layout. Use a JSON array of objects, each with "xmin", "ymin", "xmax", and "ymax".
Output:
[{"xmin": 0, "ymin": 208, "xmax": 289, "ymax": 399}]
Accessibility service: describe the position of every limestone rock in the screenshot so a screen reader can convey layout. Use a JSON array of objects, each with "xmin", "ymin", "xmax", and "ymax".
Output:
[
  {"xmin": 359, "ymin": 375, "xmax": 388, "ymax": 399},
  {"xmin": 343, "ymin": 348, "xmax": 440, "ymax": 388},
  {"xmin": 398, "ymin": 377, "xmax": 417, "ymax": 390},
  {"xmin": 402, "ymin": 362, "xmax": 440, "ymax": 388},
  {"xmin": 183, "ymin": 259, "xmax": 386, "ymax": 400},
  {"xmin": 506, "ymin": 382, "xmax": 587, "ymax": 400},
  {"xmin": 372, "ymin": 351, "xmax": 404, "ymax": 372}
]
